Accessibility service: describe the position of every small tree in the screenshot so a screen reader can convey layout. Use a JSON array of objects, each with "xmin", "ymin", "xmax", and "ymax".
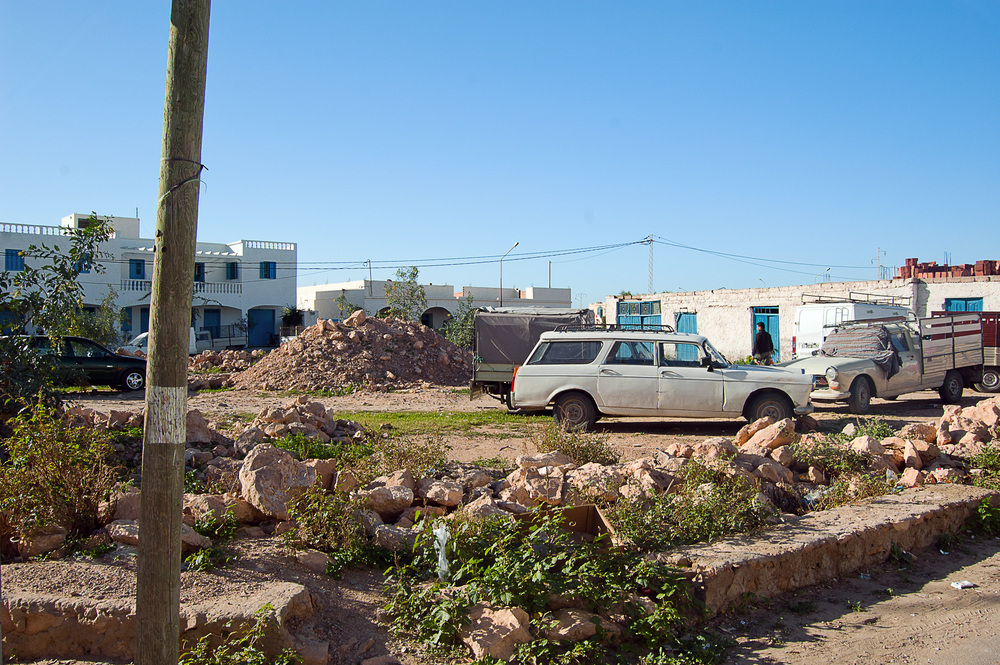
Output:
[
  {"xmin": 443, "ymin": 293, "xmax": 476, "ymax": 349},
  {"xmin": 0, "ymin": 213, "xmax": 114, "ymax": 410},
  {"xmin": 335, "ymin": 291, "xmax": 362, "ymax": 319},
  {"xmin": 44, "ymin": 286, "xmax": 126, "ymax": 349},
  {"xmin": 383, "ymin": 266, "xmax": 427, "ymax": 323}
]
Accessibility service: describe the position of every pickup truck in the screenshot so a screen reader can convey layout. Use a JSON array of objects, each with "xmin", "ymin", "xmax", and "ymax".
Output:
[
  {"xmin": 933, "ymin": 310, "xmax": 1000, "ymax": 393},
  {"xmin": 470, "ymin": 307, "xmax": 593, "ymax": 407},
  {"xmin": 781, "ymin": 313, "xmax": 984, "ymax": 414}
]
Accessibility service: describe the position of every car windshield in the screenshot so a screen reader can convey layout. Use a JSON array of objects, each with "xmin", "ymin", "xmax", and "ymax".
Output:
[{"xmin": 704, "ymin": 341, "xmax": 730, "ymax": 368}]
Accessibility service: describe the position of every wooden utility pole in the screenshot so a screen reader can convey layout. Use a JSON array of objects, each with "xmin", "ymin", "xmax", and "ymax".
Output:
[{"xmin": 135, "ymin": 2, "xmax": 210, "ymax": 664}]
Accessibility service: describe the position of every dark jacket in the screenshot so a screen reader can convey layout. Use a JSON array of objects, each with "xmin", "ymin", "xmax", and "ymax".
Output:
[{"xmin": 753, "ymin": 330, "xmax": 774, "ymax": 356}]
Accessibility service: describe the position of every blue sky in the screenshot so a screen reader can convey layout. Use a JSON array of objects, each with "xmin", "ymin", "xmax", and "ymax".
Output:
[{"xmin": 2, "ymin": 1, "xmax": 998, "ymax": 304}]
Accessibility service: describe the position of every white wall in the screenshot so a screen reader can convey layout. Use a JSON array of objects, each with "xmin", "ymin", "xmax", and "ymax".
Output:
[{"xmin": 605, "ymin": 278, "xmax": 1000, "ymax": 362}]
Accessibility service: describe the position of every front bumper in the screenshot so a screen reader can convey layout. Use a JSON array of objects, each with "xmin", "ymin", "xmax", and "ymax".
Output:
[
  {"xmin": 794, "ymin": 403, "xmax": 815, "ymax": 416},
  {"xmin": 809, "ymin": 388, "xmax": 851, "ymax": 402}
]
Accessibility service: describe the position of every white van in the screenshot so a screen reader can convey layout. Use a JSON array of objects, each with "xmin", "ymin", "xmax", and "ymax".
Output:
[{"xmin": 792, "ymin": 300, "xmax": 911, "ymax": 359}]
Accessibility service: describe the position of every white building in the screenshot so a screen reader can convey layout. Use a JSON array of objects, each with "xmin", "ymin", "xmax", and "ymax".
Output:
[
  {"xmin": 604, "ymin": 269, "xmax": 1000, "ymax": 363},
  {"xmin": 298, "ymin": 280, "xmax": 572, "ymax": 328},
  {"xmin": 1, "ymin": 214, "xmax": 297, "ymax": 347}
]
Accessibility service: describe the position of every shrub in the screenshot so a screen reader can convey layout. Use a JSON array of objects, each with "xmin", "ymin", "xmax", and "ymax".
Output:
[
  {"xmin": 608, "ymin": 460, "xmax": 773, "ymax": 552},
  {"xmin": 534, "ymin": 423, "xmax": 621, "ymax": 466},
  {"xmin": 385, "ymin": 513, "xmax": 711, "ymax": 663},
  {"xmin": 0, "ymin": 405, "xmax": 126, "ymax": 548},
  {"xmin": 969, "ymin": 443, "xmax": 1000, "ymax": 491}
]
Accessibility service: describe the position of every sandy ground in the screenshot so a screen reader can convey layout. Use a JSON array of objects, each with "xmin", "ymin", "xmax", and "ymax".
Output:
[{"xmin": 10, "ymin": 385, "xmax": 1000, "ymax": 665}]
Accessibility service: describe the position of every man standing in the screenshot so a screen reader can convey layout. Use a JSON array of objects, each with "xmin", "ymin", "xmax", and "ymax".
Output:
[{"xmin": 753, "ymin": 322, "xmax": 775, "ymax": 365}]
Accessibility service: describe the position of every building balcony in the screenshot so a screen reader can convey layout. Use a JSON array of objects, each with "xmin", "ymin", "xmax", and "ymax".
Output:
[{"xmin": 121, "ymin": 279, "xmax": 243, "ymax": 295}]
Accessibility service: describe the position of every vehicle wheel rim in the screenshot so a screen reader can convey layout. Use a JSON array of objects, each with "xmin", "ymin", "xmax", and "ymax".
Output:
[
  {"xmin": 126, "ymin": 373, "xmax": 143, "ymax": 390},
  {"xmin": 759, "ymin": 402, "xmax": 783, "ymax": 420},
  {"xmin": 562, "ymin": 402, "xmax": 584, "ymax": 424},
  {"xmin": 983, "ymin": 371, "xmax": 1000, "ymax": 390}
]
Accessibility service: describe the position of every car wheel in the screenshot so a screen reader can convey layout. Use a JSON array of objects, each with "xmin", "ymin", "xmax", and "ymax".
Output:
[
  {"xmin": 938, "ymin": 370, "xmax": 963, "ymax": 404},
  {"xmin": 120, "ymin": 369, "xmax": 146, "ymax": 392},
  {"xmin": 553, "ymin": 392, "xmax": 597, "ymax": 432},
  {"xmin": 847, "ymin": 376, "xmax": 872, "ymax": 415},
  {"xmin": 747, "ymin": 393, "xmax": 792, "ymax": 422},
  {"xmin": 974, "ymin": 368, "xmax": 1000, "ymax": 393}
]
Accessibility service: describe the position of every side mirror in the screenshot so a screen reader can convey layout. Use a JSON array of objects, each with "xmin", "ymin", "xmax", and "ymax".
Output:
[{"xmin": 701, "ymin": 356, "xmax": 713, "ymax": 369}]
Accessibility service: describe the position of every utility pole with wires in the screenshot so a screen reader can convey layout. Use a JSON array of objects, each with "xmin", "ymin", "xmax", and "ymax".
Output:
[
  {"xmin": 135, "ymin": 2, "xmax": 210, "ymax": 664},
  {"xmin": 646, "ymin": 235, "xmax": 654, "ymax": 294}
]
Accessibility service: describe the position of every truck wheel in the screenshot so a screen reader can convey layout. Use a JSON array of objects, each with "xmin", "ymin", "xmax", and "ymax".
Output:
[
  {"xmin": 554, "ymin": 392, "xmax": 597, "ymax": 432},
  {"xmin": 974, "ymin": 368, "xmax": 1000, "ymax": 393},
  {"xmin": 747, "ymin": 393, "xmax": 792, "ymax": 422},
  {"xmin": 120, "ymin": 369, "xmax": 146, "ymax": 392},
  {"xmin": 939, "ymin": 370, "xmax": 964, "ymax": 404},
  {"xmin": 847, "ymin": 376, "xmax": 872, "ymax": 415}
]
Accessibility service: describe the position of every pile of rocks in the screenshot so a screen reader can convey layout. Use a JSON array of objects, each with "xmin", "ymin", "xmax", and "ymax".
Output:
[
  {"xmin": 190, "ymin": 348, "xmax": 266, "ymax": 373},
  {"xmin": 234, "ymin": 395, "xmax": 370, "ymax": 454},
  {"xmin": 231, "ymin": 310, "xmax": 472, "ymax": 392}
]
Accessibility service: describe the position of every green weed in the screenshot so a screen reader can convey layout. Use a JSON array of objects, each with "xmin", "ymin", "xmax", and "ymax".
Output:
[
  {"xmin": 534, "ymin": 423, "xmax": 621, "ymax": 466},
  {"xmin": 0, "ymin": 405, "xmax": 126, "ymax": 545},
  {"xmin": 179, "ymin": 604, "xmax": 301, "ymax": 665},
  {"xmin": 608, "ymin": 460, "xmax": 773, "ymax": 552}
]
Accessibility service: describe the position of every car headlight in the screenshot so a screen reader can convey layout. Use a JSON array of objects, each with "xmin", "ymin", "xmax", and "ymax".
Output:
[{"xmin": 825, "ymin": 366, "xmax": 839, "ymax": 382}]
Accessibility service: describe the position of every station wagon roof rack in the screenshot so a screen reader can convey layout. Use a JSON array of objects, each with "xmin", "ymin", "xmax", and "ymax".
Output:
[{"xmin": 553, "ymin": 323, "xmax": 677, "ymax": 333}]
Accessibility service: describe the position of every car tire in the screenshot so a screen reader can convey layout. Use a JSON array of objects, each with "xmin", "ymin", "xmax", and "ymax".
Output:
[
  {"xmin": 747, "ymin": 393, "xmax": 792, "ymax": 422},
  {"xmin": 847, "ymin": 376, "xmax": 872, "ymax": 415},
  {"xmin": 974, "ymin": 368, "xmax": 1000, "ymax": 393},
  {"xmin": 553, "ymin": 392, "xmax": 597, "ymax": 432},
  {"xmin": 120, "ymin": 369, "xmax": 146, "ymax": 392},
  {"xmin": 938, "ymin": 370, "xmax": 963, "ymax": 404}
]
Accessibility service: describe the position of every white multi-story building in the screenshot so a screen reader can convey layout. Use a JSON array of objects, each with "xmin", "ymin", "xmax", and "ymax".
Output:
[
  {"xmin": 1, "ymin": 213, "xmax": 297, "ymax": 347},
  {"xmin": 298, "ymin": 280, "xmax": 573, "ymax": 328}
]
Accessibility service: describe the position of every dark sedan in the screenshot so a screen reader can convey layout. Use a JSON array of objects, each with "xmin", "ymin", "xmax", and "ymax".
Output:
[{"xmin": 29, "ymin": 335, "xmax": 146, "ymax": 391}]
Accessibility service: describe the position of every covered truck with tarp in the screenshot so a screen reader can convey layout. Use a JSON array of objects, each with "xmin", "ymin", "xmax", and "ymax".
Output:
[
  {"xmin": 470, "ymin": 307, "xmax": 593, "ymax": 406},
  {"xmin": 780, "ymin": 313, "xmax": 983, "ymax": 414}
]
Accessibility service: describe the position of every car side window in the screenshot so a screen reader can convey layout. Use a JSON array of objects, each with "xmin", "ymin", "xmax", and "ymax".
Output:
[
  {"xmin": 606, "ymin": 341, "xmax": 655, "ymax": 366},
  {"xmin": 659, "ymin": 342, "xmax": 703, "ymax": 368},
  {"xmin": 890, "ymin": 333, "xmax": 909, "ymax": 353},
  {"xmin": 527, "ymin": 341, "xmax": 603, "ymax": 365},
  {"xmin": 68, "ymin": 340, "xmax": 101, "ymax": 358}
]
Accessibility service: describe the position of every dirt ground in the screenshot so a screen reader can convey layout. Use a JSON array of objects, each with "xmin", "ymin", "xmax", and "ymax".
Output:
[{"xmin": 8, "ymin": 386, "xmax": 1000, "ymax": 665}]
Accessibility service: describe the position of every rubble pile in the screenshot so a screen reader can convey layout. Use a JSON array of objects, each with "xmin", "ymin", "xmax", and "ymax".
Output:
[
  {"xmin": 190, "ymin": 348, "xmax": 265, "ymax": 373},
  {"xmin": 231, "ymin": 309, "xmax": 472, "ymax": 392},
  {"xmin": 17, "ymin": 396, "xmax": 1000, "ymax": 662}
]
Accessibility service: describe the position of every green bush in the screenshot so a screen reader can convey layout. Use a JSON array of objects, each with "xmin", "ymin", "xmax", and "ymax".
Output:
[
  {"xmin": 0, "ymin": 405, "xmax": 126, "ymax": 548},
  {"xmin": 385, "ymin": 512, "xmax": 711, "ymax": 664},
  {"xmin": 608, "ymin": 461, "xmax": 773, "ymax": 552},
  {"xmin": 969, "ymin": 443, "xmax": 1000, "ymax": 491},
  {"xmin": 534, "ymin": 423, "xmax": 621, "ymax": 466}
]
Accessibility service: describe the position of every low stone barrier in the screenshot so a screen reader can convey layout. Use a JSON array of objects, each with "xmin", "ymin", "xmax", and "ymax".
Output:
[{"xmin": 665, "ymin": 484, "xmax": 999, "ymax": 615}]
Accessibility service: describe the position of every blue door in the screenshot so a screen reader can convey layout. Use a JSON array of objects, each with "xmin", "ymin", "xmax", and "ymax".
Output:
[
  {"xmin": 247, "ymin": 309, "xmax": 275, "ymax": 347},
  {"xmin": 752, "ymin": 307, "xmax": 780, "ymax": 363},
  {"xmin": 203, "ymin": 308, "xmax": 221, "ymax": 337},
  {"xmin": 140, "ymin": 307, "xmax": 150, "ymax": 334}
]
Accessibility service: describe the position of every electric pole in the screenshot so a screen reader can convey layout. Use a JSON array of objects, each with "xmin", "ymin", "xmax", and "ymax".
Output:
[
  {"xmin": 646, "ymin": 235, "xmax": 653, "ymax": 294},
  {"xmin": 136, "ymin": 2, "xmax": 210, "ymax": 664}
]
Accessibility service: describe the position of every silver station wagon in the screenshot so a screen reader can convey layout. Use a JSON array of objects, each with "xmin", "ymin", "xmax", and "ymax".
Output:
[{"xmin": 511, "ymin": 327, "xmax": 814, "ymax": 431}]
